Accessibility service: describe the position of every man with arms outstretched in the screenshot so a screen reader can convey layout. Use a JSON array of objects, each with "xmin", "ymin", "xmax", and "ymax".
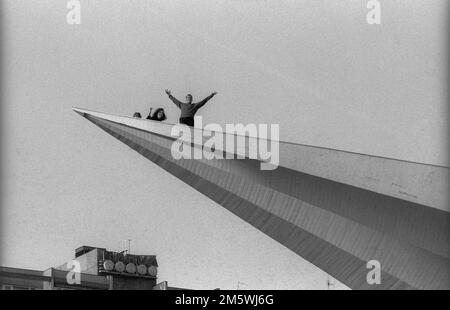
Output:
[{"xmin": 165, "ymin": 89, "xmax": 217, "ymax": 127}]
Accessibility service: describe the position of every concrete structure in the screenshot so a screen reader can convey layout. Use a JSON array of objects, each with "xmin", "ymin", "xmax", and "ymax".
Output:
[
  {"xmin": 0, "ymin": 266, "xmax": 50, "ymax": 290},
  {"xmin": 73, "ymin": 107, "xmax": 450, "ymax": 290},
  {"xmin": 0, "ymin": 245, "xmax": 183, "ymax": 290}
]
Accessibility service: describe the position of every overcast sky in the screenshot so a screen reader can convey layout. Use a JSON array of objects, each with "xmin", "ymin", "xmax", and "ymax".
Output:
[{"xmin": 1, "ymin": 0, "xmax": 448, "ymax": 289}]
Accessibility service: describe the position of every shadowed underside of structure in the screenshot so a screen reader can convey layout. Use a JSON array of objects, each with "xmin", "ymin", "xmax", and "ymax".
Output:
[{"xmin": 73, "ymin": 108, "xmax": 450, "ymax": 290}]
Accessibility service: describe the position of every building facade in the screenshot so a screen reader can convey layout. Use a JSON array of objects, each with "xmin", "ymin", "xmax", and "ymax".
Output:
[{"xmin": 0, "ymin": 245, "xmax": 180, "ymax": 290}]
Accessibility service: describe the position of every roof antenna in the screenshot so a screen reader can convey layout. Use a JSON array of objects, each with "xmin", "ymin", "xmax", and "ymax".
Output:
[
  {"xmin": 326, "ymin": 275, "xmax": 335, "ymax": 290},
  {"xmin": 237, "ymin": 281, "xmax": 247, "ymax": 290},
  {"xmin": 119, "ymin": 239, "xmax": 132, "ymax": 255},
  {"xmin": 126, "ymin": 239, "xmax": 132, "ymax": 255}
]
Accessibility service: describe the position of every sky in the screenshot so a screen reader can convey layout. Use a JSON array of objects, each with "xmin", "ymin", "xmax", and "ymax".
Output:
[{"xmin": 1, "ymin": 0, "xmax": 448, "ymax": 289}]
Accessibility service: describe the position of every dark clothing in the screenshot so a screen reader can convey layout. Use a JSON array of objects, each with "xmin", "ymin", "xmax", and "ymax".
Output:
[
  {"xmin": 146, "ymin": 114, "xmax": 160, "ymax": 121},
  {"xmin": 168, "ymin": 94, "xmax": 214, "ymax": 118},
  {"xmin": 179, "ymin": 117, "xmax": 194, "ymax": 127},
  {"xmin": 178, "ymin": 103, "xmax": 201, "ymax": 118}
]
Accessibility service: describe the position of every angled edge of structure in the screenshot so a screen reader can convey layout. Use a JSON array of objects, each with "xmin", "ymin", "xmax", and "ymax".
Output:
[{"xmin": 73, "ymin": 107, "xmax": 450, "ymax": 290}]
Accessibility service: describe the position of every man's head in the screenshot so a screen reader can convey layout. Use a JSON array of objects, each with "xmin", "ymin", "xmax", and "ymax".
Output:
[{"xmin": 186, "ymin": 94, "xmax": 193, "ymax": 104}]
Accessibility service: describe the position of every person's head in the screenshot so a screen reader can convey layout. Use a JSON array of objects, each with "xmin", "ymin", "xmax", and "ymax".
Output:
[
  {"xmin": 153, "ymin": 108, "xmax": 166, "ymax": 121},
  {"xmin": 186, "ymin": 94, "xmax": 193, "ymax": 104},
  {"xmin": 133, "ymin": 112, "xmax": 142, "ymax": 118}
]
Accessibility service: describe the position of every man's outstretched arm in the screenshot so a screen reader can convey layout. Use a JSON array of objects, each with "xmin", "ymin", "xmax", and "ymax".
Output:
[
  {"xmin": 165, "ymin": 89, "xmax": 182, "ymax": 108},
  {"xmin": 195, "ymin": 92, "xmax": 217, "ymax": 109}
]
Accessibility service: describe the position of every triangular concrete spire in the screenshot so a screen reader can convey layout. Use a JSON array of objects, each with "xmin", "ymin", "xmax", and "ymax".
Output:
[{"xmin": 73, "ymin": 107, "xmax": 449, "ymax": 290}]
